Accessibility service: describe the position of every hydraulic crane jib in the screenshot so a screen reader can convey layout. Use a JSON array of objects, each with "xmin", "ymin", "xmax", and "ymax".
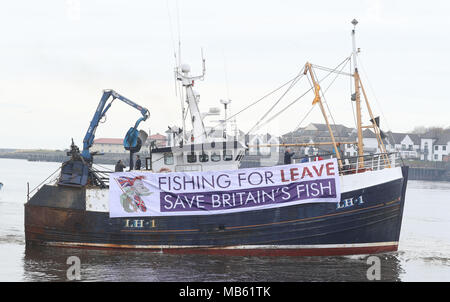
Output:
[{"xmin": 58, "ymin": 90, "xmax": 149, "ymax": 188}]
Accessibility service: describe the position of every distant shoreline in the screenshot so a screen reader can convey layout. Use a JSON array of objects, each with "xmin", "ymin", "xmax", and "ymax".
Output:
[{"xmin": 0, "ymin": 149, "xmax": 130, "ymax": 166}]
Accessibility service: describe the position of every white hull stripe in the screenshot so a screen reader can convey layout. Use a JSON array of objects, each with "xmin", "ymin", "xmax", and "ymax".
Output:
[{"xmin": 45, "ymin": 241, "xmax": 398, "ymax": 250}]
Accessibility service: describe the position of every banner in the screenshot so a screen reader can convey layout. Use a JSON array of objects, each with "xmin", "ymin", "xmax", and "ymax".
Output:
[{"xmin": 109, "ymin": 158, "xmax": 341, "ymax": 217}]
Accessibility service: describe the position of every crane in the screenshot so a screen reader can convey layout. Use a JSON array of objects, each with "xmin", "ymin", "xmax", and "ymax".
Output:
[
  {"xmin": 81, "ymin": 89, "xmax": 150, "ymax": 161},
  {"xmin": 58, "ymin": 89, "xmax": 150, "ymax": 188}
]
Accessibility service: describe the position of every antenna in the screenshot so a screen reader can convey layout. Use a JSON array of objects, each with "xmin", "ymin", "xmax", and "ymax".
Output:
[
  {"xmin": 200, "ymin": 48, "xmax": 206, "ymax": 78},
  {"xmin": 220, "ymin": 99, "xmax": 231, "ymax": 120},
  {"xmin": 351, "ymin": 19, "xmax": 359, "ymax": 71},
  {"xmin": 220, "ymin": 99, "xmax": 232, "ymax": 138},
  {"xmin": 222, "ymin": 49, "xmax": 230, "ymax": 100},
  {"xmin": 176, "ymin": 0, "xmax": 182, "ymax": 67}
]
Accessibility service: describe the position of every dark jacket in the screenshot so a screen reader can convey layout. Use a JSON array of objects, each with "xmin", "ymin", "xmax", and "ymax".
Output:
[
  {"xmin": 135, "ymin": 158, "xmax": 142, "ymax": 170},
  {"xmin": 284, "ymin": 151, "xmax": 295, "ymax": 164},
  {"xmin": 115, "ymin": 161, "xmax": 126, "ymax": 172}
]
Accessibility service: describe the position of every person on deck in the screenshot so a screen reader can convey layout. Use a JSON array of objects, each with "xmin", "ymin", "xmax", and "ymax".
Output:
[
  {"xmin": 115, "ymin": 160, "xmax": 126, "ymax": 172},
  {"xmin": 284, "ymin": 148, "xmax": 295, "ymax": 164},
  {"xmin": 135, "ymin": 155, "xmax": 142, "ymax": 170}
]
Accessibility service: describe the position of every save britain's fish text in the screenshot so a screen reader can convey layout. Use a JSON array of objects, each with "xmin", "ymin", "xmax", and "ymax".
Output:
[{"xmin": 161, "ymin": 179, "xmax": 336, "ymax": 212}]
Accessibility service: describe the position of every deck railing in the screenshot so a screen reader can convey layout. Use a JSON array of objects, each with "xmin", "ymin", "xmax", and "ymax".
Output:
[
  {"xmin": 27, "ymin": 166, "xmax": 62, "ymax": 202},
  {"xmin": 293, "ymin": 152, "xmax": 403, "ymax": 175}
]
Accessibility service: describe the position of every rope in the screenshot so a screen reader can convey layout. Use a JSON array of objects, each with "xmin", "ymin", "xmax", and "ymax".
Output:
[
  {"xmin": 165, "ymin": 0, "xmax": 178, "ymax": 64},
  {"xmin": 201, "ymin": 73, "xmax": 303, "ymax": 139},
  {"xmin": 93, "ymin": 163, "xmax": 113, "ymax": 172},
  {"xmin": 312, "ymin": 58, "xmax": 351, "ymax": 140},
  {"xmin": 311, "ymin": 64, "xmax": 353, "ymax": 77},
  {"xmin": 294, "ymin": 104, "xmax": 316, "ymax": 132},
  {"xmin": 358, "ymin": 55, "xmax": 395, "ymax": 146},
  {"xmin": 349, "ymin": 56, "xmax": 357, "ymax": 129},
  {"xmin": 28, "ymin": 166, "xmax": 62, "ymax": 196},
  {"xmin": 249, "ymin": 82, "xmax": 313, "ymax": 133},
  {"xmin": 246, "ymin": 70, "xmax": 305, "ymax": 135},
  {"xmin": 294, "ymin": 57, "xmax": 351, "ymax": 132},
  {"xmin": 250, "ymin": 56, "xmax": 351, "ymax": 134}
]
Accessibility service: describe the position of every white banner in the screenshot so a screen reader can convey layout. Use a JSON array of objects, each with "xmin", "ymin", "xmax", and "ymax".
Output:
[{"xmin": 109, "ymin": 158, "xmax": 341, "ymax": 217}]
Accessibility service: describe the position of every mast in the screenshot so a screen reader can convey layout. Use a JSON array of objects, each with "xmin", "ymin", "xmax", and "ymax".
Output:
[
  {"xmin": 304, "ymin": 62, "xmax": 343, "ymax": 169},
  {"xmin": 175, "ymin": 55, "xmax": 208, "ymax": 145},
  {"xmin": 351, "ymin": 19, "xmax": 365, "ymax": 169},
  {"xmin": 351, "ymin": 19, "xmax": 390, "ymax": 169}
]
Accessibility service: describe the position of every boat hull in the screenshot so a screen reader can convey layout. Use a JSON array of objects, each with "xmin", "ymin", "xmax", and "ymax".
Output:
[{"xmin": 24, "ymin": 167, "xmax": 408, "ymax": 256}]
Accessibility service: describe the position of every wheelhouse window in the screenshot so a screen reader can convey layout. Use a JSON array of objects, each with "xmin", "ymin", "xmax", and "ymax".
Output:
[
  {"xmin": 211, "ymin": 152, "xmax": 221, "ymax": 162},
  {"xmin": 223, "ymin": 150, "xmax": 233, "ymax": 161},
  {"xmin": 187, "ymin": 152, "xmax": 197, "ymax": 163},
  {"xmin": 164, "ymin": 152, "xmax": 174, "ymax": 165},
  {"xmin": 199, "ymin": 153, "xmax": 209, "ymax": 162}
]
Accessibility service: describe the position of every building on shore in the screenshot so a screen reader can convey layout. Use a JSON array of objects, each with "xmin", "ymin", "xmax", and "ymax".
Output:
[
  {"xmin": 280, "ymin": 123, "xmax": 450, "ymax": 162},
  {"xmin": 281, "ymin": 123, "xmax": 388, "ymax": 159},
  {"xmin": 384, "ymin": 132, "xmax": 421, "ymax": 159},
  {"xmin": 383, "ymin": 129, "xmax": 450, "ymax": 162},
  {"xmin": 418, "ymin": 130, "xmax": 450, "ymax": 161},
  {"xmin": 91, "ymin": 133, "xmax": 168, "ymax": 154},
  {"xmin": 90, "ymin": 138, "xmax": 127, "ymax": 154}
]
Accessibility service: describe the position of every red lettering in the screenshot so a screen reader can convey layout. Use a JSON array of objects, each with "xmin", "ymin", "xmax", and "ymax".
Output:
[
  {"xmin": 290, "ymin": 168, "xmax": 299, "ymax": 181},
  {"xmin": 326, "ymin": 162, "xmax": 335, "ymax": 175},
  {"xmin": 301, "ymin": 167, "xmax": 314, "ymax": 179},
  {"xmin": 280, "ymin": 169, "xmax": 289, "ymax": 182},
  {"xmin": 312, "ymin": 164, "xmax": 324, "ymax": 177}
]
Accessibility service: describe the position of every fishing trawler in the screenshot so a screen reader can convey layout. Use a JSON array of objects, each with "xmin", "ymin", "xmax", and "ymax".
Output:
[{"xmin": 24, "ymin": 20, "xmax": 408, "ymax": 256}]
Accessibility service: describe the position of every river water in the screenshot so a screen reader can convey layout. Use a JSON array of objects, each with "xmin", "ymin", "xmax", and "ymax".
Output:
[{"xmin": 1, "ymin": 158, "xmax": 449, "ymax": 282}]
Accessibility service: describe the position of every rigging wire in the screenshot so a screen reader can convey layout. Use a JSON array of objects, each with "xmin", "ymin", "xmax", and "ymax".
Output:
[
  {"xmin": 357, "ymin": 55, "xmax": 396, "ymax": 145},
  {"xmin": 312, "ymin": 66, "xmax": 339, "ymax": 129},
  {"xmin": 166, "ymin": 0, "xmax": 178, "ymax": 68},
  {"xmin": 166, "ymin": 0, "xmax": 182, "ymax": 101},
  {"xmin": 246, "ymin": 70, "xmax": 305, "ymax": 135},
  {"xmin": 311, "ymin": 64, "xmax": 353, "ymax": 77},
  {"xmin": 311, "ymin": 62, "xmax": 348, "ymax": 143},
  {"xmin": 349, "ymin": 56, "xmax": 357, "ymax": 129},
  {"xmin": 202, "ymin": 73, "xmax": 304, "ymax": 138},
  {"xmin": 299, "ymin": 56, "xmax": 352, "ymax": 133},
  {"xmin": 93, "ymin": 163, "xmax": 113, "ymax": 172},
  {"xmin": 287, "ymin": 56, "xmax": 352, "ymax": 149},
  {"xmin": 249, "ymin": 78, "xmax": 313, "ymax": 134},
  {"xmin": 250, "ymin": 56, "xmax": 351, "ymax": 134},
  {"xmin": 222, "ymin": 49, "xmax": 231, "ymax": 100},
  {"xmin": 175, "ymin": 0, "xmax": 181, "ymax": 66},
  {"xmin": 167, "ymin": 0, "xmax": 187, "ymax": 141},
  {"xmin": 293, "ymin": 102, "xmax": 316, "ymax": 132}
]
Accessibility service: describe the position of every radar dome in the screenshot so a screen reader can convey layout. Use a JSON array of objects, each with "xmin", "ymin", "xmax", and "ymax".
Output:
[{"xmin": 180, "ymin": 64, "xmax": 191, "ymax": 73}]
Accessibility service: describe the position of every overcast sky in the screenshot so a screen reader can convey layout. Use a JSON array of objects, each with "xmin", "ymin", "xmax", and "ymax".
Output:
[{"xmin": 1, "ymin": 0, "xmax": 449, "ymax": 149}]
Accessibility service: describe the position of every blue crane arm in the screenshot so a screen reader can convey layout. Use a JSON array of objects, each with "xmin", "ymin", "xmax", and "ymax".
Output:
[{"xmin": 81, "ymin": 89, "xmax": 150, "ymax": 160}]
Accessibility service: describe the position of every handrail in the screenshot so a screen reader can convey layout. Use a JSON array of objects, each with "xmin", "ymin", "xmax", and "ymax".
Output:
[
  {"xmin": 27, "ymin": 166, "xmax": 62, "ymax": 201},
  {"xmin": 292, "ymin": 152, "xmax": 403, "ymax": 175}
]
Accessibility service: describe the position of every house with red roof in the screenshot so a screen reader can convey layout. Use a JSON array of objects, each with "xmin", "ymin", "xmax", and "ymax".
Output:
[{"xmin": 91, "ymin": 133, "xmax": 167, "ymax": 154}]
